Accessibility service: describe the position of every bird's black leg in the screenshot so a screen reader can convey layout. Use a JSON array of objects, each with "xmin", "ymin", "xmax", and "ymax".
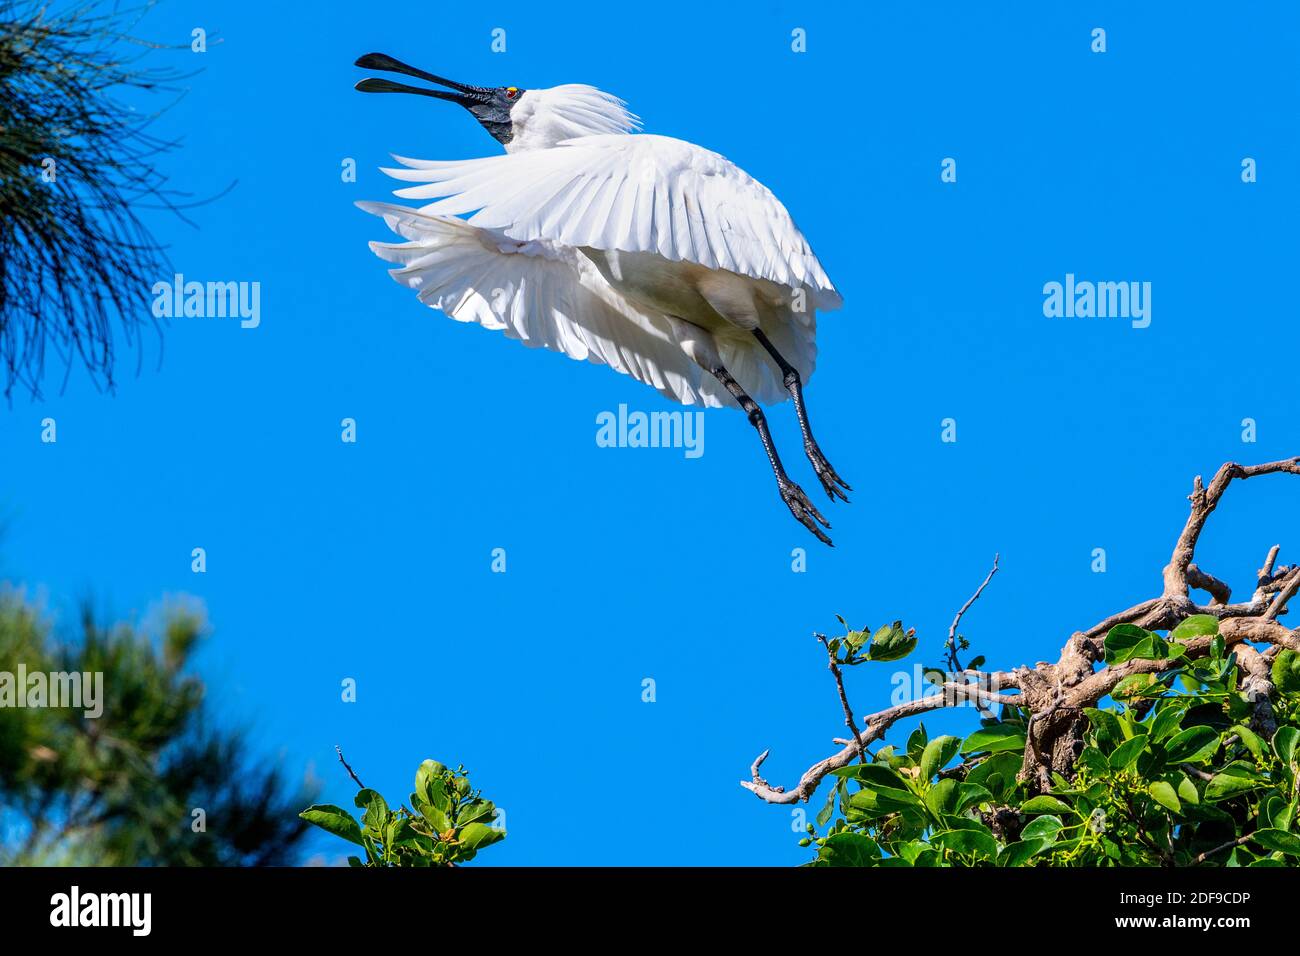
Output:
[
  {"xmin": 708, "ymin": 361, "xmax": 832, "ymax": 546},
  {"xmin": 751, "ymin": 329, "xmax": 851, "ymax": 502}
]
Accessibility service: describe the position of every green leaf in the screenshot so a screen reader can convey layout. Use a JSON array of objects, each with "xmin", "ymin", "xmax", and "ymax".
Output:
[
  {"xmin": 919, "ymin": 735, "xmax": 962, "ymax": 781},
  {"xmin": 1020, "ymin": 815, "xmax": 1063, "ymax": 845},
  {"xmin": 906, "ymin": 724, "xmax": 929, "ymax": 763},
  {"xmin": 1164, "ymin": 726, "xmax": 1220, "ymax": 764},
  {"xmin": 1106, "ymin": 624, "xmax": 1185, "ymax": 664},
  {"xmin": 388, "ymin": 816, "xmax": 417, "ymax": 847},
  {"xmin": 1261, "ymin": 795, "xmax": 1293, "ymax": 830},
  {"xmin": 1142, "ymin": 636, "xmax": 1184, "ymax": 662},
  {"xmin": 419, "ymin": 802, "xmax": 453, "ymax": 834},
  {"xmin": 815, "ymin": 787, "xmax": 837, "ymax": 828},
  {"xmin": 1176, "ymin": 775, "xmax": 1199, "ymax": 806},
  {"xmin": 416, "ymin": 760, "xmax": 452, "ymax": 813},
  {"xmin": 998, "ymin": 838, "xmax": 1048, "ymax": 867},
  {"xmin": 1085, "ymin": 708, "xmax": 1125, "ymax": 752},
  {"xmin": 1171, "ymin": 615, "xmax": 1219, "ymax": 641},
  {"xmin": 1251, "ymin": 828, "xmax": 1300, "ymax": 857},
  {"xmin": 1112, "ymin": 673, "xmax": 1158, "ymax": 701},
  {"xmin": 1205, "ymin": 763, "xmax": 1266, "ymax": 802},
  {"xmin": 865, "ymin": 621, "xmax": 917, "ymax": 662},
  {"xmin": 844, "ymin": 629, "xmax": 870, "ymax": 653},
  {"xmin": 415, "ymin": 759, "xmax": 447, "ymax": 797},
  {"xmin": 1149, "ymin": 703, "xmax": 1187, "ymax": 742},
  {"xmin": 955, "ymin": 782, "xmax": 994, "ymax": 814},
  {"xmin": 847, "ymin": 785, "xmax": 920, "ymax": 816},
  {"xmin": 963, "ymin": 723, "xmax": 1027, "ymax": 755},
  {"xmin": 1078, "ymin": 747, "xmax": 1109, "ymax": 776},
  {"xmin": 1148, "ymin": 781, "xmax": 1181, "ymax": 813},
  {"xmin": 299, "ymin": 805, "xmax": 364, "ymax": 846},
  {"xmin": 1272, "ymin": 649, "xmax": 1300, "ymax": 696},
  {"xmin": 833, "ymin": 762, "xmax": 912, "ymax": 792},
  {"xmin": 1273, "ymin": 726, "xmax": 1299, "ymax": 772},
  {"xmin": 455, "ymin": 799, "xmax": 496, "ymax": 828},
  {"xmin": 355, "ymin": 788, "xmax": 389, "ymax": 833},
  {"xmin": 458, "ymin": 822, "xmax": 505, "ymax": 852},
  {"xmin": 817, "ymin": 832, "xmax": 881, "ymax": 867},
  {"xmin": 1230, "ymin": 724, "xmax": 1266, "ymax": 761},
  {"xmin": 932, "ymin": 827, "xmax": 999, "ymax": 860},
  {"xmin": 1021, "ymin": 795, "xmax": 1072, "ymax": 815},
  {"xmin": 966, "ymin": 752, "xmax": 1022, "ymax": 801},
  {"xmin": 1104, "ymin": 623, "xmax": 1155, "ymax": 665},
  {"xmin": 892, "ymin": 840, "xmax": 929, "ymax": 865},
  {"xmin": 1108, "ymin": 734, "xmax": 1148, "ymax": 770},
  {"xmin": 925, "ymin": 777, "xmax": 959, "ymax": 816}
]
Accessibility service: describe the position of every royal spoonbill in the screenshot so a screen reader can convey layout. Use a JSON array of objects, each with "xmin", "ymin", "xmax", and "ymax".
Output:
[{"xmin": 354, "ymin": 53, "xmax": 849, "ymax": 544}]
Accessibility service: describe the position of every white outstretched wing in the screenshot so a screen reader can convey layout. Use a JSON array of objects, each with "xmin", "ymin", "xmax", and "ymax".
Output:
[
  {"xmin": 358, "ymin": 202, "xmax": 739, "ymax": 407},
  {"xmin": 379, "ymin": 134, "xmax": 842, "ymax": 311}
]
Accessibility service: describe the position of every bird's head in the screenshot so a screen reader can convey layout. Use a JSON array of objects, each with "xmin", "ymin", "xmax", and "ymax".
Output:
[{"xmin": 354, "ymin": 53, "xmax": 523, "ymax": 146}]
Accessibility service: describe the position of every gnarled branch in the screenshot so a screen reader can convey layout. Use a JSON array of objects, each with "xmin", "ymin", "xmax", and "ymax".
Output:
[{"xmin": 742, "ymin": 458, "xmax": 1300, "ymax": 804}]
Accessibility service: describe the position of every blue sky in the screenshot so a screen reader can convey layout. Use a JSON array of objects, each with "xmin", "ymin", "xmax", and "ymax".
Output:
[{"xmin": 3, "ymin": 2, "xmax": 1299, "ymax": 865}]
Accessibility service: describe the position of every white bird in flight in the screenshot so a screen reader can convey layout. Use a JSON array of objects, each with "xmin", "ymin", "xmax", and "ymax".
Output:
[{"xmin": 354, "ymin": 53, "xmax": 849, "ymax": 544}]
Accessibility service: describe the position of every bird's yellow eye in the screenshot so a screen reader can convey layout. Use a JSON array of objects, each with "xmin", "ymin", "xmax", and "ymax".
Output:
[{"xmin": 505, "ymin": 87, "xmax": 519, "ymax": 99}]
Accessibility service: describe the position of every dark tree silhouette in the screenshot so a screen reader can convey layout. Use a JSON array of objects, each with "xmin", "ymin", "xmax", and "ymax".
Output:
[{"xmin": 0, "ymin": 1, "xmax": 193, "ymax": 399}]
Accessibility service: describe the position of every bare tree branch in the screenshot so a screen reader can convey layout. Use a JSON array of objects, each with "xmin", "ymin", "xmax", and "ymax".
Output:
[
  {"xmin": 1187, "ymin": 564, "xmax": 1231, "ymax": 605},
  {"xmin": 335, "ymin": 745, "xmax": 365, "ymax": 790},
  {"xmin": 1162, "ymin": 458, "xmax": 1300, "ymax": 599},
  {"xmin": 742, "ymin": 683, "xmax": 1022, "ymax": 804},
  {"xmin": 816, "ymin": 633, "xmax": 867, "ymax": 764},
  {"xmin": 1265, "ymin": 574, "xmax": 1300, "ymax": 622},
  {"xmin": 945, "ymin": 554, "xmax": 999, "ymax": 671}
]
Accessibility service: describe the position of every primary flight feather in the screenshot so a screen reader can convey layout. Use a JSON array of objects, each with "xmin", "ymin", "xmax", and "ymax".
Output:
[{"xmin": 354, "ymin": 53, "xmax": 850, "ymax": 544}]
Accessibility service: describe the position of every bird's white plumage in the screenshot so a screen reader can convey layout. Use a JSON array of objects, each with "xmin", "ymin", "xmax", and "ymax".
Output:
[
  {"xmin": 361, "ymin": 203, "xmax": 737, "ymax": 406},
  {"xmin": 503, "ymin": 84, "xmax": 640, "ymax": 151},
  {"xmin": 360, "ymin": 82, "xmax": 841, "ymax": 410},
  {"xmin": 360, "ymin": 202, "xmax": 817, "ymax": 407},
  {"xmin": 380, "ymin": 134, "xmax": 841, "ymax": 312}
]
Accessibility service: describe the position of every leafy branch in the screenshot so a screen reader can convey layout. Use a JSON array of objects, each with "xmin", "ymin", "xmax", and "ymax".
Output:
[
  {"xmin": 300, "ymin": 753, "xmax": 505, "ymax": 867},
  {"xmin": 742, "ymin": 458, "xmax": 1300, "ymax": 867}
]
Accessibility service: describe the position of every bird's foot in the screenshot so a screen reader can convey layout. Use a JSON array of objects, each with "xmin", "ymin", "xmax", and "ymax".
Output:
[
  {"xmin": 780, "ymin": 477, "xmax": 833, "ymax": 546},
  {"xmin": 805, "ymin": 441, "xmax": 852, "ymax": 503}
]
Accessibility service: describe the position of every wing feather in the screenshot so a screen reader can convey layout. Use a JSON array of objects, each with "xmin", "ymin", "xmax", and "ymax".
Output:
[
  {"xmin": 357, "ymin": 201, "xmax": 736, "ymax": 407},
  {"xmin": 383, "ymin": 134, "xmax": 841, "ymax": 310}
]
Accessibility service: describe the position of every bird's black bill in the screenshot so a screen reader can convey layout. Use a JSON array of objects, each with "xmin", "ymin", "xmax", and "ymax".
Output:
[
  {"xmin": 354, "ymin": 77, "xmax": 473, "ymax": 105},
  {"xmin": 353, "ymin": 52, "xmax": 492, "ymax": 104},
  {"xmin": 353, "ymin": 51, "xmax": 517, "ymax": 146}
]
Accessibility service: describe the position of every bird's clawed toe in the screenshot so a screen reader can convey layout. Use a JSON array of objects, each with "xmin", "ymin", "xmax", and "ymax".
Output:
[
  {"xmin": 779, "ymin": 478, "xmax": 833, "ymax": 546},
  {"xmin": 805, "ymin": 442, "xmax": 851, "ymax": 503}
]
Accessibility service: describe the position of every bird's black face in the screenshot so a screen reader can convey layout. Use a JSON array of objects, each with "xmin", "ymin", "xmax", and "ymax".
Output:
[{"xmin": 354, "ymin": 53, "xmax": 523, "ymax": 145}]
